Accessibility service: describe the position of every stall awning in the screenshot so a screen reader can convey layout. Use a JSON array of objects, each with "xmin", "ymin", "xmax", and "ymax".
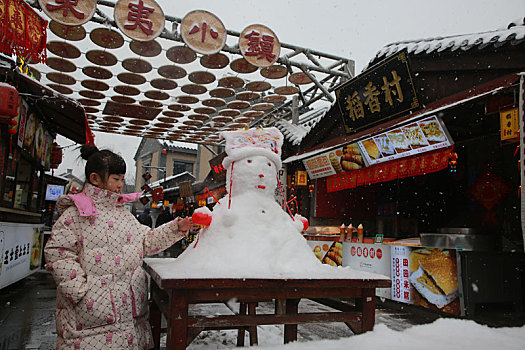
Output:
[
  {"xmin": 0, "ymin": 62, "xmax": 90, "ymax": 144},
  {"xmin": 283, "ymin": 72, "xmax": 522, "ymax": 164}
]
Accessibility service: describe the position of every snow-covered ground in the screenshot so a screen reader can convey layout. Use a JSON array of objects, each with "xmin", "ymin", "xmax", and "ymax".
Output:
[{"xmin": 158, "ymin": 299, "xmax": 525, "ymax": 350}]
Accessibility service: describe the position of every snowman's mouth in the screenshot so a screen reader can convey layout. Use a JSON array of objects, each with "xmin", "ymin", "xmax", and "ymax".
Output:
[{"xmin": 257, "ymin": 185, "xmax": 266, "ymax": 189}]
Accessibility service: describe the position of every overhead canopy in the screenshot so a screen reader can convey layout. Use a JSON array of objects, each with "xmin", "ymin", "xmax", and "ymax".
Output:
[
  {"xmin": 29, "ymin": 1, "xmax": 354, "ymax": 145},
  {"xmin": 0, "ymin": 60, "xmax": 89, "ymax": 144}
]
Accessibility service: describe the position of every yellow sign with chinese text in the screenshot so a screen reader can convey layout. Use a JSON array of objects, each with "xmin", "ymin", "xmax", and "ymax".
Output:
[{"xmin": 500, "ymin": 107, "xmax": 519, "ymax": 141}]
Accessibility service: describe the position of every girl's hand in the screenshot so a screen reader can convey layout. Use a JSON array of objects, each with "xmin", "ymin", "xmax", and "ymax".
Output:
[{"xmin": 177, "ymin": 217, "xmax": 192, "ymax": 232}]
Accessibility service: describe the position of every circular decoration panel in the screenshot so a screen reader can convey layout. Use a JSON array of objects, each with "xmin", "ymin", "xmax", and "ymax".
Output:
[
  {"xmin": 246, "ymin": 81, "xmax": 271, "ymax": 92},
  {"xmin": 117, "ymin": 72, "xmax": 147, "ymax": 85},
  {"xmin": 129, "ymin": 39, "xmax": 162, "ymax": 56},
  {"xmin": 47, "ymin": 41, "xmax": 81, "ymax": 59},
  {"xmin": 230, "ymin": 58, "xmax": 258, "ymax": 74},
  {"xmin": 48, "ymin": 84, "xmax": 73, "ymax": 95},
  {"xmin": 202, "ymin": 98, "xmax": 226, "ymax": 107},
  {"xmin": 111, "ymin": 95, "xmax": 136, "ymax": 104},
  {"xmin": 180, "ymin": 10, "xmax": 227, "ymax": 55},
  {"xmin": 175, "ymin": 96, "xmax": 199, "ymax": 104},
  {"xmin": 239, "ymin": 24, "xmax": 280, "ymax": 67},
  {"xmin": 209, "ymin": 87, "xmax": 235, "ymax": 98},
  {"xmin": 275, "ymin": 86, "xmax": 299, "ymax": 95},
  {"xmin": 188, "ymin": 71, "xmax": 216, "ymax": 84},
  {"xmin": 168, "ymin": 104, "xmax": 191, "ymax": 112},
  {"xmin": 46, "ymin": 72, "xmax": 75, "ymax": 85},
  {"xmin": 122, "ymin": 58, "xmax": 153, "ymax": 73},
  {"xmin": 114, "ymin": 0, "xmax": 165, "ymax": 41},
  {"xmin": 289, "ymin": 72, "xmax": 313, "ymax": 85},
  {"xmin": 39, "ymin": 0, "xmax": 96, "ymax": 26},
  {"xmin": 79, "ymin": 90, "xmax": 105, "ymax": 99},
  {"xmin": 166, "ymin": 46, "xmax": 197, "ymax": 64},
  {"xmin": 81, "ymin": 80, "xmax": 110, "ymax": 91},
  {"xmin": 114, "ymin": 85, "xmax": 141, "ymax": 96},
  {"xmin": 144, "ymin": 90, "xmax": 170, "ymax": 100},
  {"xmin": 260, "ymin": 65, "xmax": 288, "ymax": 79},
  {"xmin": 49, "ymin": 21, "xmax": 86, "ymax": 41},
  {"xmin": 218, "ymin": 76, "xmax": 244, "ymax": 89},
  {"xmin": 150, "ymin": 78, "xmax": 177, "ymax": 90},
  {"xmin": 86, "ymin": 50, "xmax": 118, "ymax": 66},
  {"xmin": 200, "ymin": 53, "xmax": 229, "ymax": 69},
  {"xmin": 46, "ymin": 57, "xmax": 76, "ymax": 72},
  {"xmin": 158, "ymin": 65, "xmax": 187, "ymax": 79},
  {"xmin": 90, "ymin": 28, "xmax": 124, "ymax": 49},
  {"xmin": 181, "ymin": 84, "xmax": 207, "ymax": 95},
  {"xmin": 83, "ymin": 66, "xmax": 113, "ymax": 79}
]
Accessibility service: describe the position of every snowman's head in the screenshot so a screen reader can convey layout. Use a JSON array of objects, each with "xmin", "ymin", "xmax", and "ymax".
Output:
[{"xmin": 226, "ymin": 155, "xmax": 278, "ymax": 197}]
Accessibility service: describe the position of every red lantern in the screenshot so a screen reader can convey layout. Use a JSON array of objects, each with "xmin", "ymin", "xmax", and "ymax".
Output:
[
  {"xmin": 0, "ymin": 83, "xmax": 19, "ymax": 124},
  {"xmin": 50, "ymin": 142, "xmax": 63, "ymax": 168}
]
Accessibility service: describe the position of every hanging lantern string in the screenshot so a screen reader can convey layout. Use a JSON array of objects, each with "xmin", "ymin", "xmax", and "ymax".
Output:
[{"xmin": 276, "ymin": 175, "xmax": 295, "ymax": 221}]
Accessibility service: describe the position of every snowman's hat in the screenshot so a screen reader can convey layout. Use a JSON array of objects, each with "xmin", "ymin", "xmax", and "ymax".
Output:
[{"xmin": 220, "ymin": 127, "xmax": 283, "ymax": 169}]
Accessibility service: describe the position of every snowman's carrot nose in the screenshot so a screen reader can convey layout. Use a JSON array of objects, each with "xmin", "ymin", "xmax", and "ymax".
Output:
[{"xmin": 259, "ymin": 174, "xmax": 264, "ymax": 178}]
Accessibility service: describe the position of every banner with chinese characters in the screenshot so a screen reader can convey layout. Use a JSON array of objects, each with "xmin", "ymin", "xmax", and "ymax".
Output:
[
  {"xmin": 209, "ymin": 152, "xmax": 227, "ymax": 183},
  {"xmin": 326, "ymin": 146, "xmax": 453, "ymax": 193},
  {"xmin": 0, "ymin": 223, "xmax": 44, "ymax": 289},
  {"xmin": 181, "ymin": 10, "xmax": 227, "ymax": 55},
  {"xmin": 1, "ymin": 0, "xmax": 47, "ymax": 63},
  {"xmin": 500, "ymin": 107, "xmax": 519, "ymax": 141},
  {"xmin": 336, "ymin": 49, "xmax": 420, "ymax": 134},
  {"xmin": 358, "ymin": 115, "xmax": 453, "ymax": 166},
  {"xmin": 303, "ymin": 142, "xmax": 365, "ymax": 179}
]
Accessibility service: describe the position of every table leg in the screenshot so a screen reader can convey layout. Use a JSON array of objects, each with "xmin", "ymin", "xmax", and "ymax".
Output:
[
  {"xmin": 166, "ymin": 289, "xmax": 188, "ymax": 350},
  {"xmin": 284, "ymin": 298, "xmax": 300, "ymax": 343},
  {"xmin": 149, "ymin": 300, "xmax": 162, "ymax": 350},
  {"xmin": 248, "ymin": 303, "xmax": 258, "ymax": 345},
  {"xmin": 236, "ymin": 302, "xmax": 247, "ymax": 346},
  {"xmin": 356, "ymin": 288, "xmax": 376, "ymax": 333}
]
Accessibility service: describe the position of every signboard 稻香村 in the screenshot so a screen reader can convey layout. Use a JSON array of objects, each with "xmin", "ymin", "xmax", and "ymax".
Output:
[
  {"xmin": 303, "ymin": 142, "xmax": 365, "ymax": 179},
  {"xmin": 336, "ymin": 49, "xmax": 420, "ymax": 134},
  {"xmin": 358, "ymin": 115, "xmax": 453, "ymax": 166}
]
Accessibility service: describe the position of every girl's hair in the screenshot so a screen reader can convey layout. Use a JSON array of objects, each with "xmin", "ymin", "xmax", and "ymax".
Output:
[{"xmin": 80, "ymin": 145, "xmax": 126, "ymax": 185}]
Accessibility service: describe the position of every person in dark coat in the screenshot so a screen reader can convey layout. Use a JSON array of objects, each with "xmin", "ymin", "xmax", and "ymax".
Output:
[
  {"xmin": 137, "ymin": 208, "xmax": 153, "ymax": 228},
  {"xmin": 155, "ymin": 207, "xmax": 174, "ymax": 227}
]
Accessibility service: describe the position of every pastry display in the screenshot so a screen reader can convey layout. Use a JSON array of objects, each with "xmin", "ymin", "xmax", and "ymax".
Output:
[
  {"xmin": 386, "ymin": 130, "xmax": 411, "ymax": 153},
  {"xmin": 373, "ymin": 134, "xmax": 395, "ymax": 155},
  {"xmin": 323, "ymin": 242, "xmax": 343, "ymax": 266},
  {"xmin": 340, "ymin": 143, "xmax": 364, "ymax": 171},
  {"xmin": 418, "ymin": 119, "xmax": 446, "ymax": 143},
  {"xmin": 402, "ymin": 123, "xmax": 429, "ymax": 147},
  {"xmin": 329, "ymin": 152, "xmax": 343, "ymax": 173},
  {"xmin": 361, "ymin": 139, "xmax": 381, "ymax": 160}
]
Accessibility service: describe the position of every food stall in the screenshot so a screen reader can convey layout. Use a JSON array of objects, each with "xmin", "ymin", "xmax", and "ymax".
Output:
[
  {"xmin": 0, "ymin": 50, "xmax": 90, "ymax": 289},
  {"xmin": 288, "ymin": 47, "xmax": 525, "ymax": 316}
]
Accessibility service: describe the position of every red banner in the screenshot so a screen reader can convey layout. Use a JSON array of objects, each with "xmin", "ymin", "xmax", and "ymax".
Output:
[
  {"xmin": 326, "ymin": 146, "xmax": 454, "ymax": 193},
  {"xmin": 0, "ymin": 0, "xmax": 47, "ymax": 63}
]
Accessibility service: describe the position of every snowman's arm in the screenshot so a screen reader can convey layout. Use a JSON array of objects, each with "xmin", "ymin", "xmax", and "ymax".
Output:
[
  {"xmin": 192, "ymin": 206, "xmax": 213, "ymax": 226},
  {"xmin": 293, "ymin": 214, "xmax": 309, "ymax": 233}
]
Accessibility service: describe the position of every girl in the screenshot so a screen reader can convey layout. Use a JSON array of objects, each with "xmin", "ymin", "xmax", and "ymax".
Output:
[{"xmin": 45, "ymin": 145, "xmax": 191, "ymax": 349}]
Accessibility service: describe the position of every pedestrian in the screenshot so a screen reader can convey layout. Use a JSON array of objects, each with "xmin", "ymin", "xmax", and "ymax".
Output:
[
  {"xmin": 137, "ymin": 207, "xmax": 152, "ymax": 228},
  {"xmin": 44, "ymin": 145, "xmax": 192, "ymax": 349},
  {"xmin": 155, "ymin": 206, "xmax": 174, "ymax": 227}
]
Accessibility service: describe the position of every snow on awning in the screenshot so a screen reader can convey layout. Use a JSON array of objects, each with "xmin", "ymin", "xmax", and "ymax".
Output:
[{"xmin": 283, "ymin": 72, "xmax": 522, "ymax": 164}]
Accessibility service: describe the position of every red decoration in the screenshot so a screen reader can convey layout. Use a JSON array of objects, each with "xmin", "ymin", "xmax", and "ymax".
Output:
[
  {"xmin": 192, "ymin": 210, "xmax": 212, "ymax": 226},
  {"xmin": 50, "ymin": 142, "xmax": 62, "ymax": 168},
  {"xmin": 326, "ymin": 146, "xmax": 454, "ymax": 193},
  {"xmin": 0, "ymin": 83, "xmax": 19, "ymax": 121},
  {"xmin": 151, "ymin": 187, "xmax": 164, "ymax": 201},
  {"xmin": 0, "ymin": 0, "xmax": 47, "ymax": 63}
]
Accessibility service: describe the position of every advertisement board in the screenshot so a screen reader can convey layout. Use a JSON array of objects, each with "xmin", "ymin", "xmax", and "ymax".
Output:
[
  {"xmin": 303, "ymin": 142, "xmax": 365, "ymax": 179},
  {"xmin": 0, "ymin": 223, "xmax": 44, "ymax": 290},
  {"xmin": 305, "ymin": 239, "xmax": 342, "ymax": 266},
  {"xmin": 45, "ymin": 184, "xmax": 64, "ymax": 201},
  {"xmin": 358, "ymin": 115, "xmax": 453, "ymax": 166},
  {"xmin": 390, "ymin": 245, "xmax": 460, "ymax": 315},
  {"xmin": 342, "ymin": 242, "xmax": 391, "ymax": 298}
]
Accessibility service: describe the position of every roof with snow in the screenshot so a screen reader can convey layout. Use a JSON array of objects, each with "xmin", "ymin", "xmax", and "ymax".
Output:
[
  {"xmin": 365, "ymin": 17, "xmax": 525, "ymax": 71},
  {"xmin": 275, "ymin": 106, "xmax": 330, "ymax": 146},
  {"xmin": 160, "ymin": 140, "xmax": 198, "ymax": 152}
]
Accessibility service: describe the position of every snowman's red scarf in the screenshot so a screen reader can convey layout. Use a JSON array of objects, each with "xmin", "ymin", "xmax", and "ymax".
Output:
[{"xmin": 277, "ymin": 175, "xmax": 295, "ymax": 221}]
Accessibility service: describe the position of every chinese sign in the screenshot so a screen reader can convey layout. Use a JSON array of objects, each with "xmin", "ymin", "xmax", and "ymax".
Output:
[
  {"xmin": 500, "ymin": 107, "xmax": 519, "ymax": 141},
  {"xmin": 336, "ymin": 49, "xmax": 420, "ymax": 133},
  {"xmin": 358, "ymin": 115, "xmax": 453, "ymax": 166},
  {"xmin": 181, "ymin": 10, "xmax": 227, "ymax": 55},
  {"xmin": 239, "ymin": 24, "xmax": 280, "ymax": 67},
  {"xmin": 114, "ymin": 0, "xmax": 165, "ymax": 41},
  {"xmin": 209, "ymin": 152, "xmax": 227, "ymax": 182},
  {"xmin": 1, "ymin": 0, "xmax": 47, "ymax": 63},
  {"xmin": 0, "ymin": 223, "xmax": 44, "ymax": 289},
  {"xmin": 38, "ymin": 0, "xmax": 96, "ymax": 26},
  {"xmin": 303, "ymin": 142, "xmax": 365, "ymax": 180},
  {"xmin": 343, "ymin": 242, "xmax": 391, "ymax": 298}
]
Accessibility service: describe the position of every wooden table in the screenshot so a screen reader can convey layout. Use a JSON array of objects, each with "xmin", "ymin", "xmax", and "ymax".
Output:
[{"xmin": 143, "ymin": 259, "xmax": 391, "ymax": 349}]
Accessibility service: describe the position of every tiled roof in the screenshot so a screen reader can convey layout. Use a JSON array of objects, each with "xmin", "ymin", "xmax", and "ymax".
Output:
[
  {"xmin": 366, "ymin": 17, "xmax": 525, "ymax": 70},
  {"xmin": 160, "ymin": 140, "xmax": 198, "ymax": 151},
  {"xmin": 275, "ymin": 106, "xmax": 330, "ymax": 145}
]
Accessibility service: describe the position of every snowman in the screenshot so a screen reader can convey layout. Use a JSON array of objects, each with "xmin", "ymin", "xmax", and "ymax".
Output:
[{"xmin": 172, "ymin": 127, "xmax": 331, "ymax": 278}]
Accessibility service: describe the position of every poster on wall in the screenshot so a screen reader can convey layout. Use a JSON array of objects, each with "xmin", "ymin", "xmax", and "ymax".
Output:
[
  {"xmin": 359, "ymin": 115, "xmax": 453, "ymax": 166},
  {"xmin": 390, "ymin": 245, "xmax": 460, "ymax": 315},
  {"xmin": 342, "ymin": 242, "xmax": 391, "ymax": 298},
  {"xmin": 0, "ymin": 223, "xmax": 44, "ymax": 290},
  {"xmin": 306, "ymin": 240, "xmax": 343, "ymax": 266}
]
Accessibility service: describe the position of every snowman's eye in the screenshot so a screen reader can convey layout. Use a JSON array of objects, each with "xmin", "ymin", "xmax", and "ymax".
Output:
[
  {"xmin": 247, "ymin": 159, "xmax": 252, "ymax": 163},
  {"xmin": 268, "ymin": 162, "xmax": 271, "ymax": 167}
]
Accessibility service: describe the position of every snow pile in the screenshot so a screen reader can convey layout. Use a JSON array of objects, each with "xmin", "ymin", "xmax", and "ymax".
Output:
[{"xmin": 152, "ymin": 128, "xmax": 388, "ymax": 281}]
